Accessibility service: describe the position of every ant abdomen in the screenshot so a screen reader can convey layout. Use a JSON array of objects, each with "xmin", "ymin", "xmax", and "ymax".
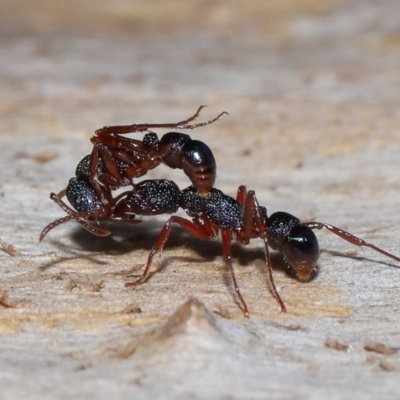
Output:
[
  {"xmin": 180, "ymin": 140, "xmax": 216, "ymax": 195},
  {"xmin": 158, "ymin": 133, "xmax": 216, "ymax": 194}
]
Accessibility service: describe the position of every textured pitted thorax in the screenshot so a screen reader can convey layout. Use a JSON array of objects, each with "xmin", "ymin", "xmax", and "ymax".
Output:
[{"xmin": 181, "ymin": 186, "xmax": 242, "ymax": 231}]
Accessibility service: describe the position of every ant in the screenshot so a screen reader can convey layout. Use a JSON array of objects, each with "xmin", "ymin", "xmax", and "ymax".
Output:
[
  {"xmin": 87, "ymin": 105, "xmax": 227, "ymax": 199},
  {"xmin": 40, "ymin": 106, "xmax": 225, "ymax": 238},
  {"xmin": 124, "ymin": 184, "xmax": 400, "ymax": 318},
  {"xmin": 41, "ymin": 174, "xmax": 400, "ymax": 317}
]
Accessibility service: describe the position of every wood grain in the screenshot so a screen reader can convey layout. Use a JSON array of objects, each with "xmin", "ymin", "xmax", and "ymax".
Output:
[{"xmin": 1, "ymin": 0, "xmax": 400, "ymax": 398}]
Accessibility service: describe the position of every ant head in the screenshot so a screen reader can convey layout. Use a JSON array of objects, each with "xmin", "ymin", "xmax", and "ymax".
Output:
[
  {"xmin": 282, "ymin": 225, "xmax": 319, "ymax": 281},
  {"xmin": 267, "ymin": 212, "xmax": 319, "ymax": 281}
]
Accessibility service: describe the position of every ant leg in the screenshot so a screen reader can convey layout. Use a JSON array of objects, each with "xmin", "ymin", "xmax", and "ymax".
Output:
[
  {"xmin": 95, "ymin": 106, "xmax": 206, "ymax": 135},
  {"xmin": 302, "ymin": 222, "xmax": 400, "ymax": 263},
  {"xmin": 235, "ymin": 184, "xmax": 247, "ymax": 205},
  {"xmin": 241, "ymin": 190, "xmax": 287, "ymax": 312},
  {"xmin": 220, "ymin": 229, "xmax": 250, "ymax": 318},
  {"xmin": 125, "ymin": 216, "xmax": 216, "ymax": 287},
  {"xmin": 56, "ymin": 188, "xmax": 67, "ymax": 198},
  {"xmin": 95, "ymin": 106, "xmax": 228, "ymax": 135},
  {"xmin": 88, "ymin": 144, "xmax": 129, "ymax": 197},
  {"xmin": 172, "ymin": 110, "xmax": 228, "ymax": 131},
  {"xmin": 40, "ymin": 193, "xmax": 111, "ymax": 240},
  {"xmin": 40, "ymin": 215, "xmax": 75, "ymax": 241}
]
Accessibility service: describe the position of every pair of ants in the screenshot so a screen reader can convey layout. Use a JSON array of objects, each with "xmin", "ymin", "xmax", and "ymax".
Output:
[{"xmin": 40, "ymin": 106, "xmax": 400, "ymax": 317}]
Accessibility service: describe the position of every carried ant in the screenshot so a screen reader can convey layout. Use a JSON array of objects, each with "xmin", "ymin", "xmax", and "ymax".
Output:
[
  {"xmin": 40, "ymin": 106, "xmax": 225, "ymax": 238},
  {"xmin": 40, "ymin": 176, "xmax": 400, "ymax": 317},
  {"xmin": 86, "ymin": 105, "xmax": 226, "ymax": 199}
]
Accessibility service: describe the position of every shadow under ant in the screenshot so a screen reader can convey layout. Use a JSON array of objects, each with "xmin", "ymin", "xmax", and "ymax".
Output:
[{"xmin": 41, "ymin": 220, "xmax": 400, "ymax": 287}]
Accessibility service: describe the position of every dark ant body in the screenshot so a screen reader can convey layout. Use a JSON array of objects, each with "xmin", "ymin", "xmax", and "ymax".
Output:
[
  {"xmin": 40, "ymin": 176, "xmax": 400, "ymax": 317},
  {"xmin": 125, "ymin": 184, "xmax": 400, "ymax": 317},
  {"xmin": 39, "ymin": 179, "xmax": 181, "ymax": 240},
  {"xmin": 87, "ymin": 106, "xmax": 225, "ymax": 199},
  {"xmin": 40, "ymin": 107, "xmax": 224, "ymax": 238}
]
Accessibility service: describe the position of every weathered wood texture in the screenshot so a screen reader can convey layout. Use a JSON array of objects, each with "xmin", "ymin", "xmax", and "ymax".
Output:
[{"xmin": 1, "ymin": 0, "xmax": 400, "ymax": 399}]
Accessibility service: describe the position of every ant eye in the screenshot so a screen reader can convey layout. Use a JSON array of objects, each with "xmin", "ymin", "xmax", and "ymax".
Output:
[{"xmin": 282, "ymin": 226, "xmax": 319, "ymax": 281}]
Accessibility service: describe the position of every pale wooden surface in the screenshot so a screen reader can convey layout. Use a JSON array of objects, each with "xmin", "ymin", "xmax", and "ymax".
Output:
[{"xmin": 1, "ymin": 0, "xmax": 400, "ymax": 399}]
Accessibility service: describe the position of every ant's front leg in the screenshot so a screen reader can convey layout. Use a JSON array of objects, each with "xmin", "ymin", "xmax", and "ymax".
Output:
[
  {"xmin": 238, "ymin": 187, "xmax": 287, "ymax": 312},
  {"xmin": 125, "ymin": 216, "xmax": 217, "ymax": 287}
]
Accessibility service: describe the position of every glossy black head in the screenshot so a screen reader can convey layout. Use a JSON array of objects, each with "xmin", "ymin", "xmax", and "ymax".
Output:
[
  {"xmin": 180, "ymin": 140, "xmax": 216, "ymax": 194},
  {"xmin": 282, "ymin": 225, "xmax": 319, "ymax": 281},
  {"xmin": 266, "ymin": 211, "xmax": 319, "ymax": 281}
]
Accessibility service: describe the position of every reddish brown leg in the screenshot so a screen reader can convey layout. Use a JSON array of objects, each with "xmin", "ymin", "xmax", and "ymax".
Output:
[
  {"xmin": 40, "ymin": 215, "xmax": 76, "ymax": 241},
  {"xmin": 125, "ymin": 216, "xmax": 217, "ymax": 287},
  {"xmin": 236, "ymin": 184, "xmax": 247, "ymax": 205},
  {"xmin": 95, "ymin": 106, "xmax": 227, "ymax": 135},
  {"xmin": 302, "ymin": 222, "xmax": 400, "ymax": 262},
  {"xmin": 88, "ymin": 144, "xmax": 129, "ymax": 200},
  {"xmin": 91, "ymin": 133, "xmax": 144, "ymax": 152},
  {"xmin": 39, "ymin": 193, "xmax": 111, "ymax": 240},
  {"xmin": 240, "ymin": 189, "xmax": 287, "ymax": 312},
  {"xmin": 220, "ymin": 229, "xmax": 250, "ymax": 318}
]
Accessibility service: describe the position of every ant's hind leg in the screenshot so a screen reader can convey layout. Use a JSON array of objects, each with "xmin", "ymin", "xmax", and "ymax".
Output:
[{"xmin": 125, "ymin": 216, "xmax": 216, "ymax": 287}]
